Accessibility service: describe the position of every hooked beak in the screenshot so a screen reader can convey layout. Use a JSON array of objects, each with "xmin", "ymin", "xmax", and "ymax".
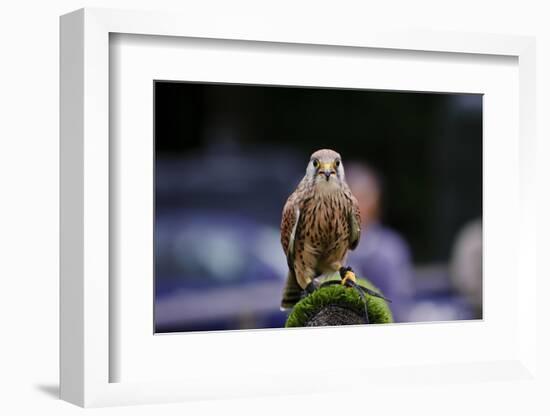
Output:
[{"xmin": 319, "ymin": 162, "xmax": 336, "ymax": 181}]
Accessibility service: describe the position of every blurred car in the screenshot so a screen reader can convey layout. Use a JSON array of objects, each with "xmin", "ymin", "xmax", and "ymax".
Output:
[
  {"xmin": 155, "ymin": 211, "xmax": 289, "ymax": 332},
  {"xmin": 154, "ymin": 147, "xmax": 303, "ymax": 332}
]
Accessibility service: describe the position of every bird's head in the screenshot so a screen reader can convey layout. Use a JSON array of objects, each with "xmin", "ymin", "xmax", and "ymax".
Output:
[{"xmin": 306, "ymin": 149, "xmax": 345, "ymax": 189}]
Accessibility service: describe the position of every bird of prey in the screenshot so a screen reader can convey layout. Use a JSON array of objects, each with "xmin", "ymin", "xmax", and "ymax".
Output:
[{"xmin": 280, "ymin": 149, "xmax": 362, "ymax": 310}]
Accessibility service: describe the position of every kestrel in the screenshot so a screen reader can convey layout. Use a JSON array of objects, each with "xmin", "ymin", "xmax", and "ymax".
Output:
[{"xmin": 280, "ymin": 149, "xmax": 361, "ymax": 310}]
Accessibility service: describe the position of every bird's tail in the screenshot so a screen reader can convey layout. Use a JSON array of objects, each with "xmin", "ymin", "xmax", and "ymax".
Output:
[{"xmin": 280, "ymin": 270, "xmax": 302, "ymax": 311}]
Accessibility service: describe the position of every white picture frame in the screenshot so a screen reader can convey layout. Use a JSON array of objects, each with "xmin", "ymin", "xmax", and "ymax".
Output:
[{"xmin": 60, "ymin": 7, "xmax": 537, "ymax": 407}]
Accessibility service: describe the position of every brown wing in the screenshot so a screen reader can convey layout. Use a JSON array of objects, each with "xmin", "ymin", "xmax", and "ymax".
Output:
[
  {"xmin": 346, "ymin": 190, "xmax": 362, "ymax": 250},
  {"xmin": 280, "ymin": 190, "xmax": 305, "ymax": 309},
  {"xmin": 280, "ymin": 193, "xmax": 301, "ymax": 269}
]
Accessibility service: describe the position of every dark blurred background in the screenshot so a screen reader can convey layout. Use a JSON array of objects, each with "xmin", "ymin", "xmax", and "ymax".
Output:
[{"xmin": 154, "ymin": 81, "xmax": 483, "ymax": 333}]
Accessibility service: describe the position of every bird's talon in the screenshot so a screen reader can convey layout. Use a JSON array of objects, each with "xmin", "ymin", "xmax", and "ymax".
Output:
[
  {"xmin": 340, "ymin": 269, "xmax": 357, "ymax": 286},
  {"xmin": 304, "ymin": 280, "xmax": 319, "ymax": 294}
]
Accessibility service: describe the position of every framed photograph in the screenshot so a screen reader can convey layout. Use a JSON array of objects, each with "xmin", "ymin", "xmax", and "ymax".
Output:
[
  {"xmin": 60, "ymin": 8, "xmax": 537, "ymax": 407},
  {"xmin": 152, "ymin": 81, "xmax": 481, "ymax": 332}
]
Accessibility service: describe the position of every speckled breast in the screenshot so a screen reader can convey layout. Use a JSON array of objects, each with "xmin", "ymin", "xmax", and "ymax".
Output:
[{"xmin": 300, "ymin": 191, "xmax": 351, "ymax": 266}]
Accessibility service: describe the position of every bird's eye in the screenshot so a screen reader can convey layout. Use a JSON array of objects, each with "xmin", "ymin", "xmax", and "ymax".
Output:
[
  {"xmin": 335, "ymin": 159, "xmax": 341, "ymax": 168},
  {"xmin": 312, "ymin": 159, "xmax": 320, "ymax": 169}
]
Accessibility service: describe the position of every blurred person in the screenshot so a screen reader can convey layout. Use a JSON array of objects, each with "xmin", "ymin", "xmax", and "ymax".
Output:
[
  {"xmin": 345, "ymin": 163, "xmax": 414, "ymax": 321},
  {"xmin": 449, "ymin": 219, "xmax": 482, "ymax": 318}
]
